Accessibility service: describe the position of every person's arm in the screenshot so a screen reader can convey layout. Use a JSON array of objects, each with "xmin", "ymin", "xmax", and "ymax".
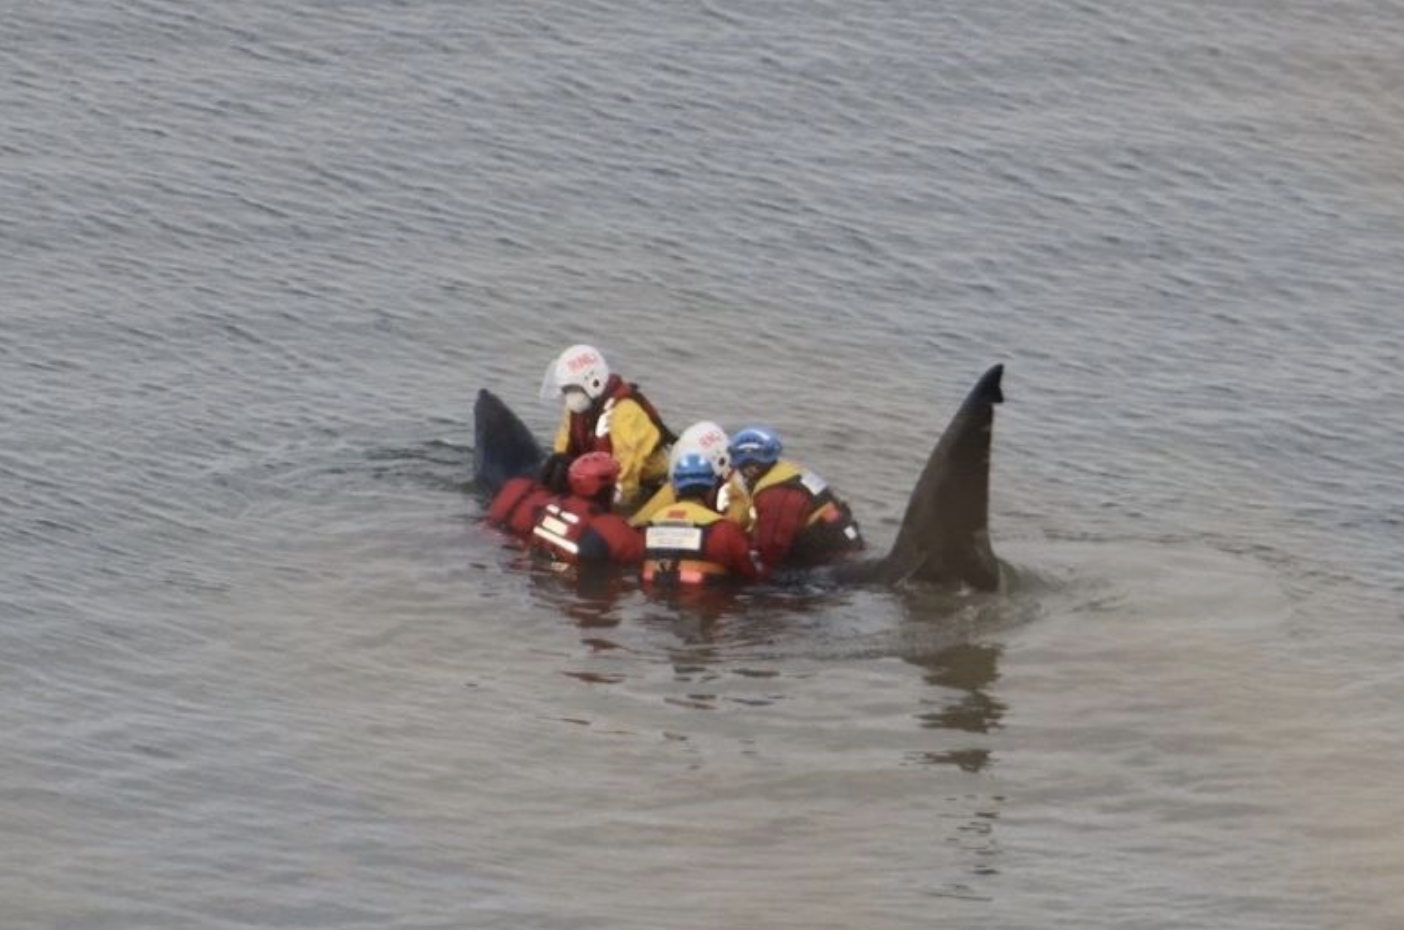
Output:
[
  {"xmin": 629, "ymin": 483, "xmax": 674, "ymax": 528},
  {"xmin": 750, "ymin": 485, "xmax": 811, "ymax": 571},
  {"xmin": 720, "ymin": 473, "xmax": 753, "ymax": 531},
  {"xmin": 551, "ymin": 411, "xmax": 571, "ymax": 454},
  {"xmin": 578, "ymin": 517, "xmax": 644, "ymax": 564},
  {"xmin": 717, "ymin": 521, "xmax": 762, "ymax": 580}
]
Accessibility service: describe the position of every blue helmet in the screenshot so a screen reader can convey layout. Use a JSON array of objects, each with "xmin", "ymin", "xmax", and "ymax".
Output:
[
  {"xmin": 729, "ymin": 426, "xmax": 783, "ymax": 468},
  {"xmin": 672, "ymin": 451, "xmax": 719, "ymax": 493}
]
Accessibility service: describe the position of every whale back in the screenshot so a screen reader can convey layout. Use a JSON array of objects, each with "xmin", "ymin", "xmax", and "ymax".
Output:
[{"xmin": 473, "ymin": 388, "xmax": 545, "ymax": 497}]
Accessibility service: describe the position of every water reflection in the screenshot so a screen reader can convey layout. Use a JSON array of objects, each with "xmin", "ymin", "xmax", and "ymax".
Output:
[
  {"xmin": 523, "ymin": 560, "xmax": 632, "ymax": 630},
  {"xmin": 893, "ymin": 586, "xmax": 1010, "ymax": 774},
  {"xmin": 898, "ymin": 604, "xmax": 1008, "ymax": 883},
  {"xmin": 912, "ymin": 642, "xmax": 1006, "ymax": 734}
]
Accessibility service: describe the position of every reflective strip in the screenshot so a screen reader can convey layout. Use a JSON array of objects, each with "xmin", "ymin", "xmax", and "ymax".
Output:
[
  {"xmin": 716, "ymin": 482, "xmax": 731, "ymax": 513},
  {"xmin": 799, "ymin": 470, "xmax": 828, "ymax": 495},
  {"xmin": 532, "ymin": 525, "xmax": 579, "ymax": 554},
  {"xmin": 595, "ymin": 398, "xmax": 616, "ymax": 439},
  {"xmin": 643, "ymin": 559, "xmax": 728, "ymax": 584},
  {"xmin": 543, "ymin": 504, "xmax": 580, "ymax": 524},
  {"xmin": 539, "ymin": 515, "xmax": 571, "ymax": 536},
  {"xmin": 678, "ymin": 569, "xmax": 714, "ymax": 584}
]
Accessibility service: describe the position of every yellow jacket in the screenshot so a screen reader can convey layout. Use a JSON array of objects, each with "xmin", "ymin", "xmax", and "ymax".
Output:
[
  {"xmin": 553, "ymin": 395, "xmax": 669, "ymax": 507},
  {"xmin": 629, "ymin": 472, "xmax": 753, "ymax": 530}
]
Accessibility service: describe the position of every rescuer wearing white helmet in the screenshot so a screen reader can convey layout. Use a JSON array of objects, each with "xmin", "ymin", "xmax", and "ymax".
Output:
[
  {"xmin": 538, "ymin": 344, "xmax": 674, "ymax": 508},
  {"xmin": 629, "ymin": 420, "xmax": 752, "ymax": 529}
]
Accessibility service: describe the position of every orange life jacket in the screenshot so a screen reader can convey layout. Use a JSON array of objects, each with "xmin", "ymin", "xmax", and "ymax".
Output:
[{"xmin": 642, "ymin": 501, "xmax": 738, "ymax": 585}]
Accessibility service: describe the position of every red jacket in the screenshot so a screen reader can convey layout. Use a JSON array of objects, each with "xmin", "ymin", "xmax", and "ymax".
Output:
[
  {"xmin": 642, "ymin": 501, "xmax": 759, "ymax": 585},
  {"xmin": 749, "ymin": 461, "xmax": 864, "ymax": 572},
  {"xmin": 530, "ymin": 495, "xmax": 643, "ymax": 566},
  {"xmin": 486, "ymin": 476, "xmax": 556, "ymax": 539}
]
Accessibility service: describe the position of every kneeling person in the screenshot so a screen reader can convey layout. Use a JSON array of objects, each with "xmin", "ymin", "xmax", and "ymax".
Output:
[
  {"xmin": 630, "ymin": 420, "xmax": 752, "ymax": 530},
  {"xmin": 729, "ymin": 426, "xmax": 864, "ymax": 572},
  {"xmin": 642, "ymin": 452, "xmax": 760, "ymax": 586},
  {"xmin": 529, "ymin": 453, "xmax": 643, "ymax": 568},
  {"xmin": 538, "ymin": 344, "xmax": 674, "ymax": 507}
]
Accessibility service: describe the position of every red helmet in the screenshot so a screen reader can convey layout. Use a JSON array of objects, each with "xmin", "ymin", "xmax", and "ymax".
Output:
[{"xmin": 568, "ymin": 452, "xmax": 620, "ymax": 498}]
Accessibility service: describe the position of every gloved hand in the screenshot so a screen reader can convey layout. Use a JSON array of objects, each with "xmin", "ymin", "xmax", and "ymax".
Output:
[{"xmin": 539, "ymin": 452, "xmax": 575, "ymax": 495}]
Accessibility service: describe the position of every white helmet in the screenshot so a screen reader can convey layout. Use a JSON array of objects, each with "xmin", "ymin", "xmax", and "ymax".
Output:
[
  {"xmin": 540, "ymin": 344, "xmax": 611, "ymax": 404},
  {"xmin": 668, "ymin": 420, "xmax": 731, "ymax": 477}
]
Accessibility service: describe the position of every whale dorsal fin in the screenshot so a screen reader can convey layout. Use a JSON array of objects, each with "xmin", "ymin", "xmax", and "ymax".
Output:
[{"xmin": 872, "ymin": 364, "xmax": 1004, "ymax": 590}]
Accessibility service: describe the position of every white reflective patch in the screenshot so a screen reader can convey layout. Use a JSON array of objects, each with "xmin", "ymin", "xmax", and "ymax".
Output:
[
  {"xmin": 716, "ymin": 483, "xmax": 731, "ymax": 512},
  {"xmin": 844, "ymin": 526, "xmax": 859, "ymax": 540},
  {"xmin": 799, "ymin": 470, "xmax": 828, "ymax": 495},
  {"xmin": 645, "ymin": 525, "xmax": 703, "ymax": 552},
  {"xmin": 540, "ymin": 515, "xmax": 570, "ymax": 536},
  {"xmin": 532, "ymin": 525, "xmax": 579, "ymax": 554},
  {"xmin": 595, "ymin": 398, "xmax": 616, "ymax": 438},
  {"xmin": 545, "ymin": 504, "xmax": 579, "ymax": 524}
]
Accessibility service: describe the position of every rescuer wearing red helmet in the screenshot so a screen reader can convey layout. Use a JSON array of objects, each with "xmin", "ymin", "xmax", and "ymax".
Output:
[{"xmin": 527, "ymin": 452, "xmax": 643, "ymax": 567}]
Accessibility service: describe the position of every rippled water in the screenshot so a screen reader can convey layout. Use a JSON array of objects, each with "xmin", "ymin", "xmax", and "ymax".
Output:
[{"xmin": 4, "ymin": 1, "xmax": 1403, "ymax": 928}]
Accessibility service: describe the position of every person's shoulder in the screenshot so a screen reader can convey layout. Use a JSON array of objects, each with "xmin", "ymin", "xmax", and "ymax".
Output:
[
  {"xmin": 592, "ymin": 511, "xmax": 638, "ymax": 532},
  {"xmin": 612, "ymin": 394, "xmax": 652, "ymax": 415},
  {"xmin": 755, "ymin": 478, "xmax": 807, "ymax": 502},
  {"xmin": 583, "ymin": 513, "xmax": 643, "ymax": 561}
]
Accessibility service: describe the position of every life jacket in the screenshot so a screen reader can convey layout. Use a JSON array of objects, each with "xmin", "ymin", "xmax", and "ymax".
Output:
[
  {"xmin": 629, "ymin": 472, "xmax": 753, "ymax": 530},
  {"xmin": 751, "ymin": 460, "xmax": 863, "ymax": 561},
  {"xmin": 530, "ymin": 496, "xmax": 642, "ymax": 567},
  {"xmin": 642, "ymin": 501, "xmax": 740, "ymax": 585},
  {"xmin": 565, "ymin": 374, "xmax": 676, "ymax": 457},
  {"xmin": 486, "ymin": 476, "xmax": 555, "ymax": 539}
]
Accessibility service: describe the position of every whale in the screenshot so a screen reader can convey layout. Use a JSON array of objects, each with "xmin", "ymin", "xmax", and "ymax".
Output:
[
  {"xmin": 472, "ymin": 386, "xmax": 545, "ymax": 497},
  {"xmin": 473, "ymin": 363, "xmax": 1006, "ymax": 591}
]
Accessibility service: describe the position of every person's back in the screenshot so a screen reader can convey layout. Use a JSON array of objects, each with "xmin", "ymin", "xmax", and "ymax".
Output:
[
  {"xmin": 642, "ymin": 452, "xmax": 759, "ymax": 586},
  {"xmin": 538, "ymin": 344, "xmax": 673, "ymax": 507},
  {"xmin": 729, "ymin": 426, "xmax": 863, "ymax": 573},
  {"xmin": 528, "ymin": 453, "xmax": 642, "ymax": 568},
  {"xmin": 486, "ymin": 475, "xmax": 557, "ymax": 540}
]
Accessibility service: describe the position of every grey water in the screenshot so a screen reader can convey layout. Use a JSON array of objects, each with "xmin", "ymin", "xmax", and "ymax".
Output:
[{"xmin": 4, "ymin": 1, "xmax": 1403, "ymax": 927}]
